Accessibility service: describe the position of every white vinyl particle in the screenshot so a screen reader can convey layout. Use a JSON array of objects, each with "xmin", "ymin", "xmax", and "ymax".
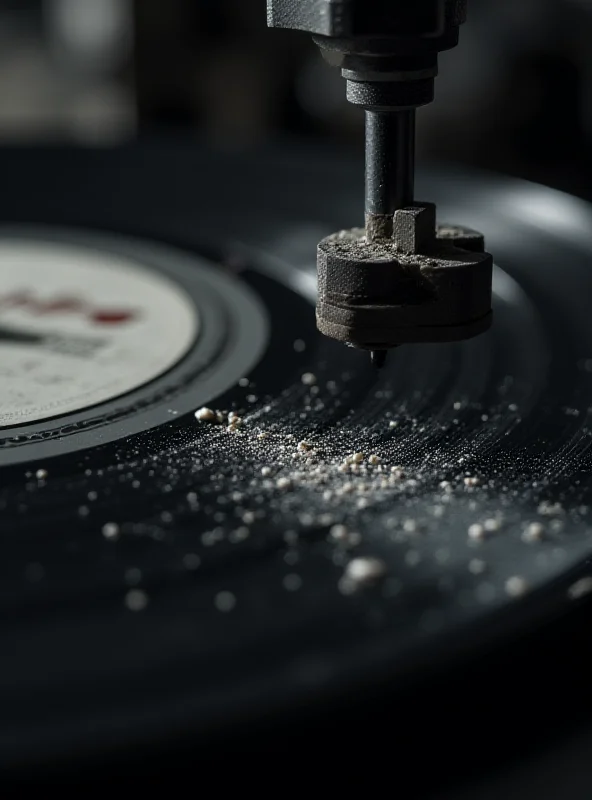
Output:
[
  {"xmin": 368, "ymin": 454, "xmax": 380, "ymax": 465},
  {"xmin": 215, "ymin": 591, "xmax": 236, "ymax": 612},
  {"xmin": 229, "ymin": 526, "xmax": 250, "ymax": 543},
  {"xmin": 505, "ymin": 575, "xmax": 529, "ymax": 597},
  {"xmin": 195, "ymin": 407, "xmax": 218, "ymax": 423},
  {"xmin": 483, "ymin": 518, "xmax": 501, "ymax": 532},
  {"xmin": 468, "ymin": 523, "xmax": 486, "ymax": 541},
  {"xmin": 125, "ymin": 589, "xmax": 148, "ymax": 611},
  {"xmin": 344, "ymin": 557, "xmax": 387, "ymax": 584},
  {"xmin": 293, "ymin": 339, "xmax": 306, "ymax": 353},
  {"xmin": 35, "ymin": 469, "xmax": 48, "ymax": 480},
  {"xmin": 102, "ymin": 522, "xmax": 120, "ymax": 540},
  {"xmin": 568, "ymin": 577, "xmax": 592, "ymax": 600},
  {"xmin": 522, "ymin": 522, "xmax": 544, "ymax": 542},
  {"xmin": 329, "ymin": 524, "xmax": 349, "ymax": 541},
  {"xmin": 538, "ymin": 501, "xmax": 564, "ymax": 517},
  {"xmin": 301, "ymin": 372, "xmax": 317, "ymax": 386}
]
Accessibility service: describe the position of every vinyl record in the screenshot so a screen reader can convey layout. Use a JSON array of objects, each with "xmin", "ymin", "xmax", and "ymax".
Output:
[{"xmin": 1, "ymin": 142, "xmax": 592, "ymax": 770}]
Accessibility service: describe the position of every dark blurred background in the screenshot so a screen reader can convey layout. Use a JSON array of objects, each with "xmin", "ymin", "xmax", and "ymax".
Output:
[{"xmin": 0, "ymin": 0, "xmax": 590, "ymax": 197}]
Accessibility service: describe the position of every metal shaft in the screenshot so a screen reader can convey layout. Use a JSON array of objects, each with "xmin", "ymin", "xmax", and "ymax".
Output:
[{"xmin": 365, "ymin": 109, "xmax": 416, "ymax": 241}]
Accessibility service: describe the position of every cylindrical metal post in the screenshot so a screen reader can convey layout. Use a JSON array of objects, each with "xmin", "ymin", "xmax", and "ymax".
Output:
[{"xmin": 365, "ymin": 109, "xmax": 415, "ymax": 241}]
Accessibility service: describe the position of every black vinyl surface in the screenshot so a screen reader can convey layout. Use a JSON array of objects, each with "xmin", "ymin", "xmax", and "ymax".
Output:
[{"xmin": 1, "ymin": 140, "xmax": 592, "ymax": 794}]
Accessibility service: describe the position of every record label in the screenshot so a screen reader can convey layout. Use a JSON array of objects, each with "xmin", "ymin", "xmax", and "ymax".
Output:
[{"xmin": 0, "ymin": 239, "xmax": 198, "ymax": 426}]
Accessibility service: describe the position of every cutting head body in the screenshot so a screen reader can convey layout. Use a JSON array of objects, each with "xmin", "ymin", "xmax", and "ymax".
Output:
[{"xmin": 268, "ymin": 0, "xmax": 493, "ymax": 365}]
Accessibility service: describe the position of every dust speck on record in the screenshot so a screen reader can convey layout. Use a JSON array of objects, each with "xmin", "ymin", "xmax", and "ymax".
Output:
[
  {"xmin": 102, "ymin": 522, "xmax": 120, "ymax": 540},
  {"xmin": 125, "ymin": 589, "xmax": 148, "ymax": 611},
  {"xmin": 505, "ymin": 576, "xmax": 529, "ymax": 598},
  {"xmin": 215, "ymin": 591, "xmax": 236, "ymax": 612},
  {"xmin": 344, "ymin": 557, "xmax": 387, "ymax": 584},
  {"xmin": 522, "ymin": 521, "xmax": 544, "ymax": 542},
  {"xmin": 468, "ymin": 523, "xmax": 485, "ymax": 541},
  {"xmin": 283, "ymin": 573, "xmax": 303, "ymax": 591},
  {"xmin": 567, "ymin": 576, "xmax": 592, "ymax": 600},
  {"xmin": 195, "ymin": 407, "xmax": 218, "ymax": 423}
]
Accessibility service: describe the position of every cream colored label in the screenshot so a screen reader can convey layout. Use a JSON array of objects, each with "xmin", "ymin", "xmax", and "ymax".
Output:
[{"xmin": 0, "ymin": 240, "xmax": 198, "ymax": 426}]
